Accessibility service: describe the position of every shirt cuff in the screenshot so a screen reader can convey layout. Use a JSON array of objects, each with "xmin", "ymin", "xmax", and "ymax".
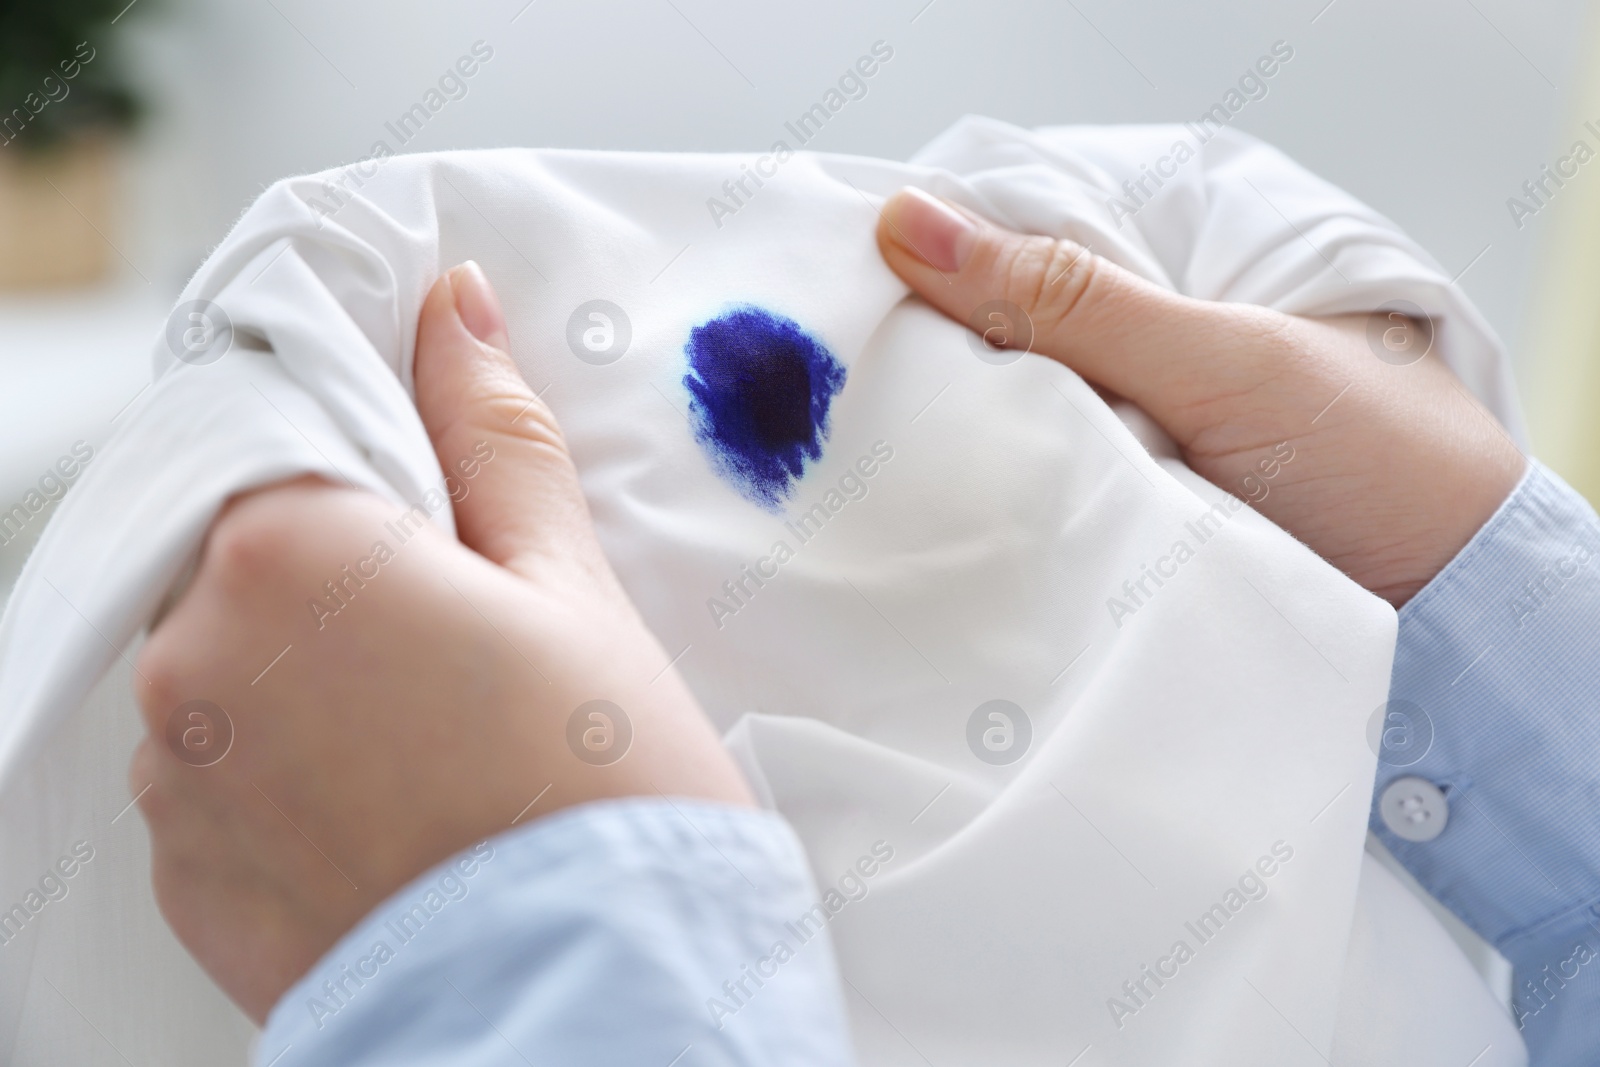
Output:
[
  {"xmin": 255, "ymin": 797, "xmax": 856, "ymax": 1067},
  {"xmin": 1371, "ymin": 460, "xmax": 1600, "ymax": 947}
]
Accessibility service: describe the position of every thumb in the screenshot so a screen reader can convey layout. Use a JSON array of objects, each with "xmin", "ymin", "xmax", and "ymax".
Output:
[
  {"xmin": 875, "ymin": 187, "xmax": 1283, "ymax": 443},
  {"xmin": 413, "ymin": 261, "xmax": 598, "ymax": 580}
]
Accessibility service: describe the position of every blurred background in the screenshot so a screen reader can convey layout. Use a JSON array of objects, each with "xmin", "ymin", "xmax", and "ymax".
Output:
[{"xmin": 2, "ymin": 0, "xmax": 1599, "ymax": 598}]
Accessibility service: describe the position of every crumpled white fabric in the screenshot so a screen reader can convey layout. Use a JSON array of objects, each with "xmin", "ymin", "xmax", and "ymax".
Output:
[{"xmin": 0, "ymin": 117, "xmax": 1526, "ymax": 1066}]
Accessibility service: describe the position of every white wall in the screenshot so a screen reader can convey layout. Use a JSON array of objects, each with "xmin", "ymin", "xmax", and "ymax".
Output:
[{"xmin": 124, "ymin": 0, "xmax": 1594, "ymax": 352}]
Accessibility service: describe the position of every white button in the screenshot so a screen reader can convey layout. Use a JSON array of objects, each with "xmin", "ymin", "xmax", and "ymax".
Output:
[{"xmin": 1379, "ymin": 776, "xmax": 1449, "ymax": 842}]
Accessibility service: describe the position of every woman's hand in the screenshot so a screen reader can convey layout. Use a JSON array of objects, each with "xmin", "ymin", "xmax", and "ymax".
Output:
[
  {"xmin": 131, "ymin": 263, "xmax": 752, "ymax": 1023},
  {"xmin": 876, "ymin": 188, "xmax": 1526, "ymax": 606}
]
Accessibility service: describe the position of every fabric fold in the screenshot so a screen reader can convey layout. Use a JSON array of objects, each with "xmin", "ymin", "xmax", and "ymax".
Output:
[{"xmin": 0, "ymin": 118, "xmax": 1527, "ymax": 1065}]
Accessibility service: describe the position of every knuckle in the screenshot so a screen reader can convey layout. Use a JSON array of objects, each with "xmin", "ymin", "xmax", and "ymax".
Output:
[
  {"xmin": 989, "ymin": 235, "xmax": 1099, "ymax": 341},
  {"xmin": 204, "ymin": 502, "xmax": 288, "ymax": 587},
  {"xmin": 1031, "ymin": 240, "xmax": 1101, "ymax": 339},
  {"xmin": 434, "ymin": 383, "xmax": 576, "ymax": 479},
  {"xmin": 204, "ymin": 478, "xmax": 349, "ymax": 589},
  {"xmin": 494, "ymin": 390, "xmax": 566, "ymax": 448},
  {"xmin": 487, "ymin": 391, "xmax": 578, "ymax": 471}
]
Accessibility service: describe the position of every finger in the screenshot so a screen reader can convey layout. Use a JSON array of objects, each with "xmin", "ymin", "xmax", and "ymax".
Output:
[
  {"xmin": 413, "ymin": 262, "xmax": 601, "ymax": 580},
  {"xmin": 875, "ymin": 187, "xmax": 1288, "ymax": 441}
]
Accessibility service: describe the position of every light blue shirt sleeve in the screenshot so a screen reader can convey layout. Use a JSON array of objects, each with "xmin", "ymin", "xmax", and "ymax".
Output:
[
  {"xmin": 254, "ymin": 797, "xmax": 857, "ymax": 1067},
  {"xmin": 1371, "ymin": 460, "xmax": 1600, "ymax": 1066}
]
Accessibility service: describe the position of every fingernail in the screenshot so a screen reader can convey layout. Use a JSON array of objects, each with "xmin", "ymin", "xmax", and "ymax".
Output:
[
  {"xmin": 451, "ymin": 261, "xmax": 507, "ymax": 346},
  {"xmin": 882, "ymin": 188, "xmax": 977, "ymax": 272}
]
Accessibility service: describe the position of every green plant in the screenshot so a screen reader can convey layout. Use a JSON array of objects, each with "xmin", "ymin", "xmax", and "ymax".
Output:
[{"xmin": 0, "ymin": 0, "xmax": 142, "ymax": 151}]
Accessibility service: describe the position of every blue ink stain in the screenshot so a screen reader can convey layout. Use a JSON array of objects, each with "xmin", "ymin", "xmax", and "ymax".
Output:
[{"xmin": 682, "ymin": 306, "xmax": 847, "ymax": 511}]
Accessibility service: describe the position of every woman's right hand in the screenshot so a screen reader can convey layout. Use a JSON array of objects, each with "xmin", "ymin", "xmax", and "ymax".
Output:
[
  {"xmin": 875, "ymin": 187, "xmax": 1526, "ymax": 606},
  {"xmin": 130, "ymin": 263, "xmax": 752, "ymax": 1024}
]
